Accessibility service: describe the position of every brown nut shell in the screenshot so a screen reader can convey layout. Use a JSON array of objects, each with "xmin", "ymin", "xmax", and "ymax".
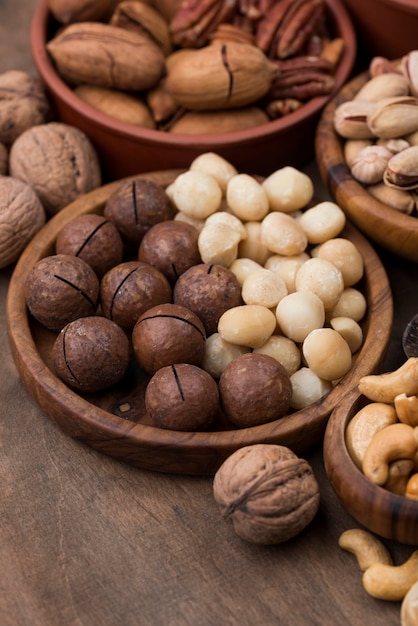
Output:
[
  {"xmin": 213, "ymin": 444, "xmax": 320, "ymax": 544},
  {"xmin": 132, "ymin": 303, "xmax": 206, "ymax": 375},
  {"xmin": 53, "ymin": 316, "xmax": 130, "ymax": 392},
  {"xmin": 25, "ymin": 254, "xmax": 99, "ymax": 331},
  {"xmin": 218, "ymin": 353, "xmax": 292, "ymax": 427},
  {"xmin": 145, "ymin": 363, "xmax": 220, "ymax": 431},
  {"xmin": 100, "ymin": 260, "xmax": 172, "ymax": 332},
  {"xmin": 55, "ymin": 213, "xmax": 124, "ymax": 277},
  {"xmin": 173, "ymin": 263, "xmax": 242, "ymax": 336}
]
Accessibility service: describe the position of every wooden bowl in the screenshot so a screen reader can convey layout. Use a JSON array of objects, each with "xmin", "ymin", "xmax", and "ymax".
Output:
[
  {"xmin": 30, "ymin": 0, "xmax": 356, "ymax": 179},
  {"xmin": 324, "ymin": 389, "xmax": 418, "ymax": 545},
  {"xmin": 343, "ymin": 0, "xmax": 418, "ymax": 59},
  {"xmin": 6, "ymin": 170, "xmax": 393, "ymax": 476},
  {"xmin": 315, "ymin": 68, "xmax": 418, "ymax": 263}
]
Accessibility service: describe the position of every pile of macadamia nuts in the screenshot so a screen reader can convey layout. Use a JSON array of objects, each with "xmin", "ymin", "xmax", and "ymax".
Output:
[{"xmin": 24, "ymin": 152, "xmax": 368, "ymax": 432}]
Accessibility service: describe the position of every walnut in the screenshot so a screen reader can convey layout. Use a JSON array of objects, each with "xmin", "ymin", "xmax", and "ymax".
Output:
[
  {"xmin": 213, "ymin": 444, "xmax": 320, "ymax": 545},
  {"xmin": 0, "ymin": 176, "xmax": 46, "ymax": 268},
  {"xmin": 0, "ymin": 143, "xmax": 7, "ymax": 175},
  {"xmin": 9, "ymin": 122, "xmax": 102, "ymax": 215},
  {"xmin": 0, "ymin": 70, "xmax": 51, "ymax": 146}
]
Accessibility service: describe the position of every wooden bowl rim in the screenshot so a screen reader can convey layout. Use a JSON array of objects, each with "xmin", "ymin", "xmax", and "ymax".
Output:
[
  {"xmin": 324, "ymin": 389, "xmax": 418, "ymax": 544},
  {"xmin": 30, "ymin": 0, "xmax": 357, "ymax": 148},
  {"xmin": 6, "ymin": 170, "xmax": 393, "ymax": 474}
]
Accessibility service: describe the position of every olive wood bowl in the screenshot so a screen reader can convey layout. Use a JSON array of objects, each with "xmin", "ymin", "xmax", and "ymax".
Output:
[
  {"xmin": 324, "ymin": 389, "xmax": 418, "ymax": 545},
  {"xmin": 30, "ymin": 0, "xmax": 356, "ymax": 178},
  {"xmin": 315, "ymin": 69, "xmax": 418, "ymax": 263},
  {"xmin": 6, "ymin": 170, "xmax": 393, "ymax": 476}
]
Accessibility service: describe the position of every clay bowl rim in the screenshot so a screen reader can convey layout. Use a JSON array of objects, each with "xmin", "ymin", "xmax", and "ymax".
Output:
[
  {"xmin": 30, "ymin": 0, "xmax": 357, "ymax": 150},
  {"xmin": 6, "ymin": 169, "xmax": 393, "ymax": 475},
  {"xmin": 315, "ymin": 67, "xmax": 418, "ymax": 263},
  {"xmin": 324, "ymin": 389, "xmax": 418, "ymax": 545}
]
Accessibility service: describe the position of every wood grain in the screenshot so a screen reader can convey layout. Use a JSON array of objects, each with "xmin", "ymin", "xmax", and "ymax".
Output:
[{"xmin": 315, "ymin": 70, "xmax": 418, "ymax": 263}]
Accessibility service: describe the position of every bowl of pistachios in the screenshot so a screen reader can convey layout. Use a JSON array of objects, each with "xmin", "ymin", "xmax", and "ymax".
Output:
[
  {"xmin": 31, "ymin": 0, "xmax": 356, "ymax": 179},
  {"xmin": 315, "ymin": 52, "xmax": 418, "ymax": 263}
]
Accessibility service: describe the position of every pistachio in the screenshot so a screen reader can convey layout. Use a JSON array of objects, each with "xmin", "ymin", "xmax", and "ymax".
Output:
[
  {"xmin": 343, "ymin": 139, "xmax": 373, "ymax": 168},
  {"xmin": 353, "ymin": 72, "xmax": 410, "ymax": 102},
  {"xmin": 350, "ymin": 145, "xmax": 392, "ymax": 185},
  {"xmin": 376, "ymin": 137, "xmax": 410, "ymax": 154},
  {"xmin": 165, "ymin": 42, "xmax": 277, "ymax": 111},
  {"xmin": 367, "ymin": 182, "xmax": 416, "ymax": 214},
  {"xmin": 402, "ymin": 50, "xmax": 418, "ymax": 97},
  {"xmin": 367, "ymin": 96, "xmax": 418, "ymax": 139},
  {"xmin": 333, "ymin": 101, "xmax": 377, "ymax": 139},
  {"xmin": 383, "ymin": 146, "xmax": 418, "ymax": 190}
]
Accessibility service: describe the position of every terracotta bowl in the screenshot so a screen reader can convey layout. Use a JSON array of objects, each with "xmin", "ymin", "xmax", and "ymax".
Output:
[
  {"xmin": 30, "ymin": 0, "xmax": 356, "ymax": 179},
  {"xmin": 315, "ymin": 68, "xmax": 418, "ymax": 263},
  {"xmin": 343, "ymin": 0, "xmax": 418, "ymax": 60},
  {"xmin": 6, "ymin": 170, "xmax": 393, "ymax": 476},
  {"xmin": 324, "ymin": 389, "xmax": 418, "ymax": 545}
]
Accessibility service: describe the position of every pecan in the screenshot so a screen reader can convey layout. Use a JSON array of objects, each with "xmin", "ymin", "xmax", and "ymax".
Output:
[
  {"xmin": 320, "ymin": 37, "xmax": 345, "ymax": 72},
  {"xmin": 274, "ymin": 54, "xmax": 332, "ymax": 73},
  {"xmin": 268, "ymin": 69, "xmax": 335, "ymax": 100},
  {"xmin": 265, "ymin": 97, "xmax": 302, "ymax": 118},
  {"xmin": 209, "ymin": 22, "xmax": 255, "ymax": 45},
  {"xmin": 274, "ymin": 0, "xmax": 325, "ymax": 59},
  {"xmin": 170, "ymin": 0, "xmax": 237, "ymax": 48},
  {"xmin": 255, "ymin": 0, "xmax": 295, "ymax": 53}
]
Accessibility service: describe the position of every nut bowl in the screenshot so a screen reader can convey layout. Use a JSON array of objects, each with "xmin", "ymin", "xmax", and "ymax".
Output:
[
  {"xmin": 30, "ymin": 0, "xmax": 356, "ymax": 179},
  {"xmin": 324, "ymin": 389, "xmax": 418, "ymax": 545},
  {"xmin": 343, "ymin": 0, "xmax": 418, "ymax": 60},
  {"xmin": 315, "ymin": 67, "xmax": 418, "ymax": 263},
  {"xmin": 6, "ymin": 169, "xmax": 393, "ymax": 476}
]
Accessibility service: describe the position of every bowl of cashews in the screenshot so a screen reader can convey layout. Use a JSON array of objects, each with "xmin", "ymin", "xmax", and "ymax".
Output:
[{"xmin": 324, "ymin": 357, "xmax": 418, "ymax": 545}]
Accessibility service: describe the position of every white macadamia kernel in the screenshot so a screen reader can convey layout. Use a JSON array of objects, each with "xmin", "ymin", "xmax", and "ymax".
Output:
[
  {"xmin": 275, "ymin": 291, "xmax": 325, "ymax": 343},
  {"xmin": 261, "ymin": 211, "xmax": 308, "ymax": 256},
  {"xmin": 229, "ymin": 257, "xmax": 263, "ymax": 285},
  {"xmin": 242, "ymin": 268, "xmax": 288, "ymax": 308},
  {"xmin": 254, "ymin": 335, "xmax": 301, "ymax": 376},
  {"xmin": 189, "ymin": 152, "xmax": 238, "ymax": 192},
  {"xmin": 329, "ymin": 287, "xmax": 367, "ymax": 322},
  {"xmin": 264, "ymin": 253, "xmax": 310, "ymax": 293},
  {"xmin": 297, "ymin": 201, "xmax": 346, "ymax": 243},
  {"xmin": 290, "ymin": 367, "xmax": 333, "ymax": 410},
  {"xmin": 174, "ymin": 210, "xmax": 205, "ymax": 231},
  {"xmin": 295, "ymin": 257, "xmax": 344, "ymax": 311},
  {"xmin": 205, "ymin": 211, "xmax": 247, "ymax": 241},
  {"xmin": 238, "ymin": 221, "xmax": 271, "ymax": 265},
  {"xmin": 312, "ymin": 238, "xmax": 364, "ymax": 286},
  {"xmin": 226, "ymin": 173, "xmax": 269, "ymax": 221},
  {"xmin": 302, "ymin": 328, "xmax": 352, "ymax": 381},
  {"xmin": 262, "ymin": 166, "xmax": 314, "ymax": 213},
  {"xmin": 202, "ymin": 333, "xmax": 250, "ymax": 379},
  {"xmin": 172, "ymin": 170, "xmax": 222, "ymax": 219},
  {"xmin": 218, "ymin": 304, "xmax": 277, "ymax": 348},
  {"xmin": 330, "ymin": 316, "xmax": 363, "ymax": 353},
  {"xmin": 198, "ymin": 222, "xmax": 240, "ymax": 266}
]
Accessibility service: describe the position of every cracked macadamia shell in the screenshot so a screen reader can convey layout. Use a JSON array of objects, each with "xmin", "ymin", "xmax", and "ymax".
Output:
[
  {"xmin": 0, "ymin": 175, "xmax": 46, "ymax": 268},
  {"xmin": 213, "ymin": 444, "xmax": 320, "ymax": 545},
  {"xmin": 0, "ymin": 70, "xmax": 51, "ymax": 146},
  {"xmin": 52, "ymin": 316, "xmax": 130, "ymax": 393},
  {"xmin": 9, "ymin": 122, "xmax": 101, "ymax": 215}
]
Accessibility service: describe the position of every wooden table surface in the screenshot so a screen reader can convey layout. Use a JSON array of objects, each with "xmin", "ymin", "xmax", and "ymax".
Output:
[{"xmin": 1, "ymin": 2, "xmax": 418, "ymax": 625}]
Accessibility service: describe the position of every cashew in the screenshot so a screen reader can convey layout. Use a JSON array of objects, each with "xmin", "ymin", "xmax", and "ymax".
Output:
[
  {"xmin": 358, "ymin": 358, "xmax": 418, "ymax": 404},
  {"xmin": 338, "ymin": 529, "xmax": 393, "ymax": 571},
  {"xmin": 362, "ymin": 423, "xmax": 418, "ymax": 485},
  {"xmin": 346, "ymin": 402, "xmax": 398, "ymax": 468},
  {"xmin": 405, "ymin": 473, "xmax": 418, "ymax": 500},
  {"xmin": 395, "ymin": 394, "xmax": 418, "ymax": 427},
  {"xmin": 384, "ymin": 459, "xmax": 415, "ymax": 495},
  {"xmin": 401, "ymin": 579, "xmax": 418, "ymax": 625},
  {"xmin": 362, "ymin": 551, "xmax": 418, "ymax": 601}
]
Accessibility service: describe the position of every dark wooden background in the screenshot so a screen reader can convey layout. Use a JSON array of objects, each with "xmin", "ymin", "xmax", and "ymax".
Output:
[{"xmin": 1, "ymin": 2, "xmax": 417, "ymax": 624}]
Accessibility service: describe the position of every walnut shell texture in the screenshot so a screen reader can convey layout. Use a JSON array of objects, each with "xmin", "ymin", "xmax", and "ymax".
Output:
[
  {"xmin": 213, "ymin": 444, "xmax": 320, "ymax": 545},
  {"xmin": 0, "ymin": 176, "xmax": 46, "ymax": 268},
  {"xmin": 9, "ymin": 122, "xmax": 101, "ymax": 215}
]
